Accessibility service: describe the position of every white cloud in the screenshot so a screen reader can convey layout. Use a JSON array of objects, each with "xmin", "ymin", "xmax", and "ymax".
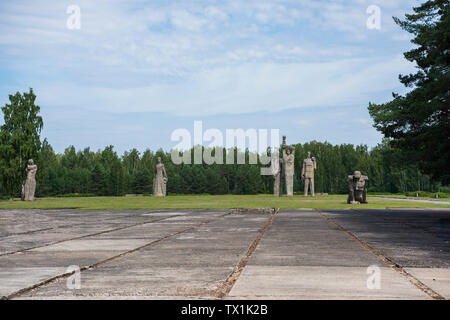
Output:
[
  {"xmin": 34, "ymin": 54, "xmax": 413, "ymax": 117},
  {"xmin": 170, "ymin": 10, "xmax": 208, "ymax": 31},
  {"xmin": 204, "ymin": 6, "xmax": 228, "ymax": 21},
  {"xmin": 0, "ymin": 1, "xmax": 417, "ymax": 116},
  {"xmin": 0, "ymin": 0, "xmax": 420, "ymax": 151}
]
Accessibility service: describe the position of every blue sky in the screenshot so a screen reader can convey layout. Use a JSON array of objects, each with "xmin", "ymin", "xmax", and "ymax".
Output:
[{"xmin": 0, "ymin": 0, "xmax": 419, "ymax": 154}]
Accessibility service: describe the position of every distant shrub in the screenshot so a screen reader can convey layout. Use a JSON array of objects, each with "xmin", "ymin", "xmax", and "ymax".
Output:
[
  {"xmin": 435, "ymin": 192, "xmax": 450, "ymax": 199},
  {"xmin": 406, "ymin": 191, "xmax": 425, "ymax": 197},
  {"xmin": 55, "ymin": 193, "xmax": 96, "ymax": 198},
  {"xmin": 439, "ymin": 186, "xmax": 450, "ymax": 194}
]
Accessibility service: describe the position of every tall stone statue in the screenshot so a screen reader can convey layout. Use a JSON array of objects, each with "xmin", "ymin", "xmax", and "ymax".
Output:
[
  {"xmin": 282, "ymin": 136, "xmax": 295, "ymax": 197},
  {"xmin": 302, "ymin": 152, "xmax": 316, "ymax": 197},
  {"xmin": 347, "ymin": 171, "xmax": 368, "ymax": 204},
  {"xmin": 271, "ymin": 153, "xmax": 283, "ymax": 197},
  {"xmin": 153, "ymin": 157, "xmax": 168, "ymax": 197},
  {"xmin": 23, "ymin": 159, "xmax": 37, "ymax": 201}
]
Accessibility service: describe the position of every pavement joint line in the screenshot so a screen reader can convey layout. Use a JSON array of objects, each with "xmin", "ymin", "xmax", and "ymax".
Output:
[
  {"xmin": 0, "ymin": 209, "xmax": 199, "ymax": 240},
  {"xmin": 2, "ymin": 227, "xmax": 56, "ymax": 237},
  {"xmin": 3, "ymin": 211, "xmax": 233, "ymax": 300},
  {"xmin": 216, "ymin": 208, "xmax": 279, "ymax": 299},
  {"xmin": 130, "ymin": 209, "xmax": 279, "ymax": 299},
  {"xmin": 314, "ymin": 208, "xmax": 446, "ymax": 300},
  {"xmin": 0, "ymin": 214, "xmax": 188, "ymax": 257}
]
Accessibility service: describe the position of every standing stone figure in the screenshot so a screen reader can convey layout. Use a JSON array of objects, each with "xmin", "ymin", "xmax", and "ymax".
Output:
[
  {"xmin": 302, "ymin": 152, "xmax": 317, "ymax": 197},
  {"xmin": 153, "ymin": 157, "xmax": 168, "ymax": 197},
  {"xmin": 23, "ymin": 159, "xmax": 37, "ymax": 201},
  {"xmin": 347, "ymin": 171, "xmax": 368, "ymax": 204},
  {"xmin": 271, "ymin": 153, "xmax": 283, "ymax": 197},
  {"xmin": 282, "ymin": 137, "xmax": 295, "ymax": 197}
]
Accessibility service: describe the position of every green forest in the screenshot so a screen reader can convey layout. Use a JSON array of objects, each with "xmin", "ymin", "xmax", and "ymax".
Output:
[
  {"xmin": 0, "ymin": 138, "xmax": 442, "ymax": 198},
  {"xmin": 0, "ymin": 89, "xmax": 444, "ymax": 197}
]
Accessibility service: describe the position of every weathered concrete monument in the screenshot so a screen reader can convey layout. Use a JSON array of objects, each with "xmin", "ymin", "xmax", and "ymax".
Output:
[
  {"xmin": 302, "ymin": 152, "xmax": 316, "ymax": 197},
  {"xmin": 271, "ymin": 154, "xmax": 283, "ymax": 197},
  {"xmin": 347, "ymin": 171, "xmax": 368, "ymax": 204},
  {"xmin": 153, "ymin": 157, "xmax": 168, "ymax": 197},
  {"xmin": 22, "ymin": 159, "xmax": 37, "ymax": 201},
  {"xmin": 282, "ymin": 136, "xmax": 295, "ymax": 197}
]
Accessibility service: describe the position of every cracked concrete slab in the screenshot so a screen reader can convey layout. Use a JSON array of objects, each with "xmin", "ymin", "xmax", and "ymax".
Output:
[
  {"xmin": 0, "ymin": 267, "xmax": 67, "ymax": 297},
  {"xmin": 1, "ymin": 208, "xmax": 449, "ymax": 300},
  {"xmin": 17, "ymin": 211, "xmax": 269, "ymax": 299},
  {"xmin": 29, "ymin": 239, "xmax": 152, "ymax": 252},
  {"xmin": 228, "ymin": 266, "xmax": 429, "ymax": 299},
  {"xmin": 405, "ymin": 268, "xmax": 450, "ymax": 299}
]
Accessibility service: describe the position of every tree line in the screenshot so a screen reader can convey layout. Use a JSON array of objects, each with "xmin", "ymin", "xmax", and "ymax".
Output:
[{"xmin": 1, "ymin": 138, "xmax": 439, "ymax": 198}]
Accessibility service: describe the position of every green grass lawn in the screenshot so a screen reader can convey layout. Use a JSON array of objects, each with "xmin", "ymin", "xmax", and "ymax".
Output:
[{"xmin": 0, "ymin": 194, "xmax": 448, "ymax": 210}]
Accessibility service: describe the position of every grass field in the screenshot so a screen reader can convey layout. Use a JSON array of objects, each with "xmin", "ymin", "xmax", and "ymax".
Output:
[
  {"xmin": 369, "ymin": 193, "xmax": 448, "ymax": 201},
  {"xmin": 0, "ymin": 194, "xmax": 449, "ymax": 210}
]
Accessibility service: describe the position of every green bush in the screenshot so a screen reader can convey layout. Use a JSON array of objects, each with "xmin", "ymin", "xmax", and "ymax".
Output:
[
  {"xmin": 435, "ymin": 192, "xmax": 450, "ymax": 199},
  {"xmin": 55, "ymin": 193, "xmax": 95, "ymax": 198}
]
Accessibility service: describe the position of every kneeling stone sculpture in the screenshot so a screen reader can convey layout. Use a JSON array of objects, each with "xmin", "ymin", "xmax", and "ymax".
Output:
[{"xmin": 347, "ymin": 171, "xmax": 368, "ymax": 204}]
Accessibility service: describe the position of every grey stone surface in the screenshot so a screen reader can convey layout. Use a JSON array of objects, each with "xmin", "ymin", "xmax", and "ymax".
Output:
[
  {"xmin": 30, "ymin": 239, "xmax": 151, "ymax": 252},
  {"xmin": 0, "ymin": 267, "xmax": 66, "ymax": 297},
  {"xmin": 229, "ymin": 266, "xmax": 429, "ymax": 299},
  {"xmin": 319, "ymin": 209, "xmax": 450, "ymax": 268},
  {"xmin": 405, "ymin": 268, "xmax": 450, "ymax": 299},
  {"xmin": 230, "ymin": 209, "xmax": 449, "ymax": 299},
  {"xmin": 16, "ymin": 212, "xmax": 269, "ymax": 299},
  {"xmin": 0, "ymin": 208, "xmax": 449, "ymax": 299},
  {"xmin": 247, "ymin": 210, "xmax": 381, "ymax": 267},
  {"xmin": 0, "ymin": 209, "xmax": 268, "ymax": 298}
]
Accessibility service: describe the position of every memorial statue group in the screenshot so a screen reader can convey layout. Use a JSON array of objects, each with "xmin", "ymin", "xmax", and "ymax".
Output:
[
  {"xmin": 20, "ymin": 137, "xmax": 368, "ymax": 204},
  {"xmin": 271, "ymin": 136, "xmax": 368, "ymax": 204},
  {"xmin": 271, "ymin": 136, "xmax": 316, "ymax": 197}
]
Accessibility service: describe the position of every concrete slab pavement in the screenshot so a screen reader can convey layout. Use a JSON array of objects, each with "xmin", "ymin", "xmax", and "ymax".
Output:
[
  {"xmin": 1, "ymin": 208, "xmax": 449, "ymax": 299},
  {"xmin": 229, "ymin": 209, "xmax": 432, "ymax": 299},
  {"xmin": 404, "ymin": 268, "xmax": 450, "ymax": 299},
  {"xmin": 228, "ymin": 266, "xmax": 429, "ymax": 299}
]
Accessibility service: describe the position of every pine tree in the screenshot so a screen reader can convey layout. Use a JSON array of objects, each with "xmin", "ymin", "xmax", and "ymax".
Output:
[
  {"xmin": 369, "ymin": 0, "xmax": 450, "ymax": 183},
  {"xmin": 90, "ymin": 163, "xmax": 107, "ymax": 195}
]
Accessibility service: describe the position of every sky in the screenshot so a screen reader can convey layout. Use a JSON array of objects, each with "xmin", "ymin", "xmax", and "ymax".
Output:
[{"xmin": 0, "ymin": 0, "xmax": 420, "ymax": 155}]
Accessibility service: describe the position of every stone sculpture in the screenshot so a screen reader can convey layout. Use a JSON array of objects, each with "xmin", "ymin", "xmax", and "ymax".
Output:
[
  {"xmin": 153, "ymin": 157, "xmax": 168, "ymax": 197},
  {"xmin": 23, "ymin": 159, "xmax": 37, "ymax": 201},
  {"xmin": 302, "ymin": 152, "xmax": 316, "ymax": 197},
  {"xmin": 282, "ymin": 136, "xmax": 295, "ymax": 197},
  {"xmin": 347, "ymin": 171, "xmax": 368, "ymax": 204},
  {"xmin": 271, "ymin": 154, "xmax": 283, "ymax": 197}
]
